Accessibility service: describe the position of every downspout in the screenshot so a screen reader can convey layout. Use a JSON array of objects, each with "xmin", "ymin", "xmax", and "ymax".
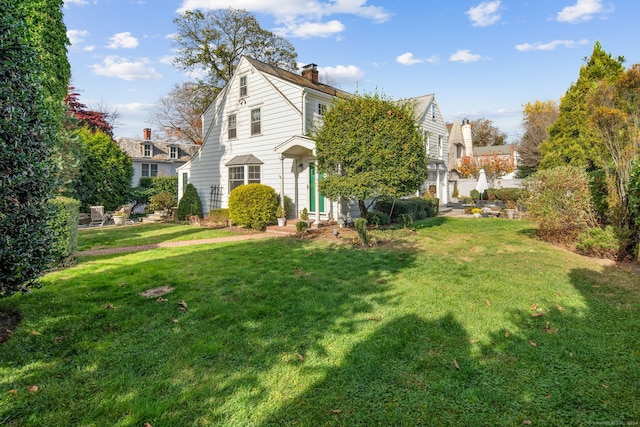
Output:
[
  {"xmin": 302, "ymin": 89, "xmax": 308, "ymax": 136},
  {"xmin": 280, "ymin": 154, "xmax": 285, "ymax": 211}
]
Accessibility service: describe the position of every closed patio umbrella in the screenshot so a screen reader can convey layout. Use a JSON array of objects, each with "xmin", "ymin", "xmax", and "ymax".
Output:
[{"xmin": 476, "ymin": 168, "xmax": 488, "ymax": 200}]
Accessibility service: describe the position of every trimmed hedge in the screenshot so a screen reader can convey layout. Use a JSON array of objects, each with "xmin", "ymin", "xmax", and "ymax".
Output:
[
  {"xmin": 49, "ymin": 197, "xmax": 81, "ymax": 260},
  {"xmin": 229, "ymin": 184, "xmax": 278, "ymax": 230},
  {"xmin": 374, "ymin": 197, "xmax": 439, "ymax": 222}
]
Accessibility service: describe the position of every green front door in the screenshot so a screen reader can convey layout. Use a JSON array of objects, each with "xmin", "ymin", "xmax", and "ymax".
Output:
[{"xmin": 309, "ymin": 163, "xmax": 325, "ymax": 213}]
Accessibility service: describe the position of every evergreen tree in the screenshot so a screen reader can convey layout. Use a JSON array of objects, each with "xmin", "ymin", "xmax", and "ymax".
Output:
[{"xmin": 539, "ymin": 42, "xmax": 625, "ymax": 169}]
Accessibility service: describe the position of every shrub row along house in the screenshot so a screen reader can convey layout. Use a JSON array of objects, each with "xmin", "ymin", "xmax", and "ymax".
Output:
[{"xmin": 177, "ymin": 56, "xmax": 449, "ymax": 223}]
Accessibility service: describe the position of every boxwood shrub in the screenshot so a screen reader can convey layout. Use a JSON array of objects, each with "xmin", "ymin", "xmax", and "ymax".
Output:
[
  {"xmin": 177, "ymin": 183, "xmax": 203, "ymax": 220},
  {"xmin": 229, "ymin": 184, "xmax": 278, "ymax": 230},
  {"xmin": 374, "ymin": 197, "xmax": 439, "ymax": 222}
]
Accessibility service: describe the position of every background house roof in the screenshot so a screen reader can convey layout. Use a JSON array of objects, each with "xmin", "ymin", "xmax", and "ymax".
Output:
[{"xmin": 116, "ymin": 137, "xmax": 200, "ymax": 162}]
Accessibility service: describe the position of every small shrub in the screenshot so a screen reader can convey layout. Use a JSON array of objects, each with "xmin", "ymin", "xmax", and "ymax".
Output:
[
  {"xmin": 452, "ymin": 181, "xmax": 459, "ymax": 199},
  {"xmin": 300, "ymin": 207, "xmax": 309, "ymax": 220},
  {"xmin": 522, "ymin": 166, "xmax": 597, "ymax": 244},
  {"xmin": 470, "ymin": 189, "xmax": 480, "ymax": 200},
  {"xmin": 374, "ymin": 197, "xmax": 439, "ymax": 223},
  {"xmin": 229, "ymin": 184, "xmax": 278, "ymax": 230},
  {"xmin": 276, "ymin": 205, "xmax": 285, "ymax": 218},
  {"xmin": 398, "ymin": 214, "xmax": 413, "ymax": 229},
  {"xmin": 49, "ymin": 196, "xmax": 81, "ymax": 261},
  {"xmin": 177, "ymin": 183, "xmax": 203, "ymax": 220},
  {"xmin": 208, "ymin": 208, "xmax": 230, "ymax": 224},
  {"xmin": 148, "ymin": 190, "xmax": 176, "ymax": 212},
  {"xmin": 295, "ymin": 220, "xmax": 309, "ymax": 235},
  {"xmin": 366, "ymin": 210, "xmax": 391, "ymax": 226},
  {"xmin": 354, "ymin": 217, "xmax": 369, "ymax": 246},
  {"xmin": 576, "ymin": 226, "xmax": 626, "ymax": 259}
]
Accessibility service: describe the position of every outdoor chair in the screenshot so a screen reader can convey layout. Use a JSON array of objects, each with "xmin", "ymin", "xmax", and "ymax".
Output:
[{"xmin": 89, "ymin": 206, "xmax": 110, "ymax": 227}]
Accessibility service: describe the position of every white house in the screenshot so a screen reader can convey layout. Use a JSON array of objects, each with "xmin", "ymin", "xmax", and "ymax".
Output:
[
  {"xmin": 117, "ymin": 128, "xmax": 200, "ymax": 186},
  {"xmin": 177, "ymin": 56, "xmax": 449, "ymax": 223}
]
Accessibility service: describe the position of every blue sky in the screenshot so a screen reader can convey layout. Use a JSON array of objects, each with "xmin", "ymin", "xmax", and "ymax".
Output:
[{"xmin": 63, "ymin": 0, "xmax": 638, "ymax": 142}]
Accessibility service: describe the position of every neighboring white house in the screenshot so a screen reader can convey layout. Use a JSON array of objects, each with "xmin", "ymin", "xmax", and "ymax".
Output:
[
  {"xmin": 116, "ymin": 128, "xmax": 200, "ymax": 187},
  {"xmin": 177, "ymin": 56, "xmax": 449, "ymax": 223},
  {"xmin": 447, "ymin": 118, "xmax": 474, "ymax": 179}
]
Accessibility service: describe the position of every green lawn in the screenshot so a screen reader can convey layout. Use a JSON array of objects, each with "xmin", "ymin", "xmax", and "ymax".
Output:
[
  {"xmin": 1, "ymin": 218, "xmax": 639, "ymax": 426},
  {"xmin": 77, "ymin": 223, "xmax": 241, "ymax": 251}
]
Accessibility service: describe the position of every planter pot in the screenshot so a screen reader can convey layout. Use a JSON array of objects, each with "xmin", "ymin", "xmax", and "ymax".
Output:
[
  {"xmin": 113, "ymin": 215, "xmax": 125, "ymax": 226},
  {"xmin": 505, "ymin": 209, "xmax": 516, "ymax": 219},
  {"xmin": 473, "ymin": 213, "xmax": 482, "ymax": 218},
  {"xmin": 277, "ymin": 217, "xmax": 286, "ymax": 226}
]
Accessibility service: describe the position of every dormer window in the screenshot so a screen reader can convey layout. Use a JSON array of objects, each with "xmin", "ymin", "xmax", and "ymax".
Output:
[
  {"xmin": 170, "ymin": 146, "xmax": 178, "ymax": 159},
  {"xmin": 239, "ymin": 75, "xmax": 247, "ymax": 97},
  {"xmin": 143, "ymin": 144, "xmax": 152, "ymax": 157}
]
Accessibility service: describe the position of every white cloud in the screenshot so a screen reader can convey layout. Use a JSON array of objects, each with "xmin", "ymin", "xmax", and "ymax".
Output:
[
  {"xmin": 67, "ymin": 29, "xmax": 95, "ymax": 52},
  {"xmin": 106, "ymin": 32, "xmax": 139, "ymax": 49},
  {"xmin": 466, "ymin": 1, "xmax": 501, "ymax": 27},
  {"xmin": 177, "ymin": 0, "xmax": 391, "ymax": 38},
  {"xmin": 158, "ymin": 55, "xmax": 175, "ymax": 65},
  {"xmin": 396, "ymin": 52, "xmax": 439, "ymax": 66},
  {"xmin": 449, "ymin": 49, "xmax": 482, "ymax": 63},
  {"xmin": 91, "ymin": 56, "xmax": 162, "ymax": 81},
  {"xmin": 318, "ymin": 64, "xmax": 364, "ymax": 85},
  {"xmin": 275, "ymin": 20, "xmax": 346, "ymax": 38},
  {"xmin": 515, "ymin": 39, "xmax": 589, "ymax": 51},
  {"xmin": 63, "ymin": 0, "xmax": 90, "ymax": 6},
  {"xmin": 556, "ymin": 0, "xmax": 613, "ymax": 23}
]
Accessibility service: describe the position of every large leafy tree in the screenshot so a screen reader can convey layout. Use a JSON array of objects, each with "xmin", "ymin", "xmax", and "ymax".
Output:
[
  {"xmin": 70, "ymin": 128, "xmax": 133, "ymax": 211},
  {"xmin": 587, "ymin": 64, "xmax": 640, "ymax": 232},
  {"xmin": 314, "ymin": 91, "xmax": 429, "ymax": 218},
  {"xmin": 470, "ymin": 118, "xmax": 507, "ymax": 146},
  {"xmin": 0, "ymin": 0, "xmax": 58, "ymax": 296},
  {"xmin": 172, "ymin": 8, "xmax": 298, "ymax": 92},
  {"xmin": 517, "ymin": 100, "xmax": 559, "ymax": 178},
  {"xmin": 539, "ymin": 42, "xmax": 625, "ymax": 169},
  {"xmin": 150, "ymin": 81, "xmax": 217, "ymax": 144}
]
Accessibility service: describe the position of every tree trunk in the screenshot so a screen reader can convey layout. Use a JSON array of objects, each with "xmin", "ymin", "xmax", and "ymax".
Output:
[{"xmin": 358, "ymin": 199, "xmax": 368, "ymax": 219}]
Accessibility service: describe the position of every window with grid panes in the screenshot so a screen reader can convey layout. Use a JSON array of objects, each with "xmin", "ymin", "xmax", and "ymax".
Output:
[
  {"xmin": 228, "ymin": 114, "xmax": 237, "ymax": 139},
  {"xmin": 250, "ymin": 108, "xmax": 261, "ymax": 135},
  {"xmin": 228, "ymin": 166, "xmax": 244, "ymax": 193},
  {"xmin": 248, "ymin": 165, "xmax": 260, "ymax": 183},
  {"xmin": 170, "ymin": 146, "xmax": 178, "ymax": 159},
  {"xmin": 239, "ymin": 76, "xmax": 247, "ymax": 97}
]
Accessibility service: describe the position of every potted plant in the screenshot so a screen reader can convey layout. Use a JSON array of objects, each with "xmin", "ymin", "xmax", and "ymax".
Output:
[
  {"xmin": 504, "ymin": 200, "xmax": 517, "ymax": 219},
  {"xmin": 112, "ymin": 210, "xmax": 125, "ymax": 226},
  {"xmin": 276, "ymin": 205, "xmax": 286, "ymax": 226}
]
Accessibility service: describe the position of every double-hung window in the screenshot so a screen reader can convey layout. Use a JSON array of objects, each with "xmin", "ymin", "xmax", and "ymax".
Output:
[
  {"xmin": 228, "ymin": 166, "xmax": 244, "ymax": 192},
  {"xmin": 142, "ymin": 163, "xmax": 158, "ymax": 177},
  {"xmin": 170, "ymin": 146, "xmax": 178, "ymax": 159},
  {"xmin": 239, "ymin": 76, "xmax": 247, "ymax": 97},
  {"xmin": 143, "ymin": 144, "xmax": 152, "ymax": 157},
  {"xmin": 250, "ymin": 108, "xmax": 261, "ymax": 135},
  {"xmin": 228, "ymin": 114, "xmax": 237, "ymax": 139},
  {"xmin": 248, "ymin": 165, "xmax": 261, "ymax": 184}
]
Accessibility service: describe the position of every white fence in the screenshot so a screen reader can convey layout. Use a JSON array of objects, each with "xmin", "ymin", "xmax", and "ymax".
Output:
[{"xmin": 450, "ymin": 178, "xmax": 523, "ymax": 199}]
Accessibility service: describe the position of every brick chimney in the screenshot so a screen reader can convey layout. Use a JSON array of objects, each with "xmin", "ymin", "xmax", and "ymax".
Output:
[
  {"xmin": 143, "ymin": 128, "xmax": 151, "ymax": 140},
  {"xmin": 301, "ymin": 63, "xmax": 318, "ymax": 84}
]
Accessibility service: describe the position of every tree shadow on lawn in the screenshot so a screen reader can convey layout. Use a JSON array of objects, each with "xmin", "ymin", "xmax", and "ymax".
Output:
[
  {"xmin": 262, "ymin": 266, "xmax": 640, "ymax": 426},
  {"xmin": 0, "ymin": 237, "xmax": 419, "ymax": 425}
]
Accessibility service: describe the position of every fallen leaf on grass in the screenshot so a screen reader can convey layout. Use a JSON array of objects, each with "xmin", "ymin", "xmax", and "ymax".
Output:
[
  {"xmin": 523, "ymin": 420, "xmax": 532, "ymax": 426},
  {"xmin": 544, "ymin": 322, "xmax": 558, "ymax": 334},
  {"xmin": 530, "ymin": 303, "xmax": 538, "ymax": 310},
  {"xmin": 9, "ymin": 389, "xmax": 17, "ymax": 395},
  {"xmin": 331, "ymin": 409, "xmax": 342, "ymax": 414},
  {"xmin": 470, "ymin": 339, "xmax": 480, "ymax": 344},
  {"xmin": 178, "ymin": 300, "xmax": 188, "ymax": 311},
  {"xmin": 504, "ymin": 330, "xmax": 510, "ymax": 338},
  {"xmin": 556, "ymin": 305, "xmax": 564, "ymax": 311},
  {"xmin": 601, "ymin": 384, "xmax": 608, "ymax": 389},
  {"xmin": 172, "ymin": 319, "xmax": 179, "ymax": 323},
  {"xmin": 156, "ymin": 297, "xmax": 168, "ymax": 303},
  {"xmin": 28, "ymin": 385, "xmax": 38, "ymax": 393},
  {"xmin": 103, "ymin": 303, "xmax": 115, "ymax": 310},
  {"xmin": 484, "ymin": 299, "xmax": 491, "ymax": 306},
  {"xmin": 367, "ymin": 316, "xmax": 382, "ymax": 321},
  {"xmin": 118, "ymin": 282, "xmax": 126, "ymax": 287},
  {"xmin": 54, "ymin": 336, "xmax": 66, "ymax": 343},
  {"xmin": 531, "ymin": 312, "xmax": 544, "ymax": 317},
  {"xmin": 529, "ymin": 341, "xmax": 537, "ymax": 347},
  {"xmin": 453, "ymin": 359, "xmax": 460, "ymax": 370},
  {"xmin": 29, "ymin": 330, "xmax": 41, "ymax": 335},
  {"xmin": 296, "ymin": 353, "xmax": 305, "ymax": 362},
  {"xmin": 143, "ymin": 423, "xmax": 153, "ymax": 427}
]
